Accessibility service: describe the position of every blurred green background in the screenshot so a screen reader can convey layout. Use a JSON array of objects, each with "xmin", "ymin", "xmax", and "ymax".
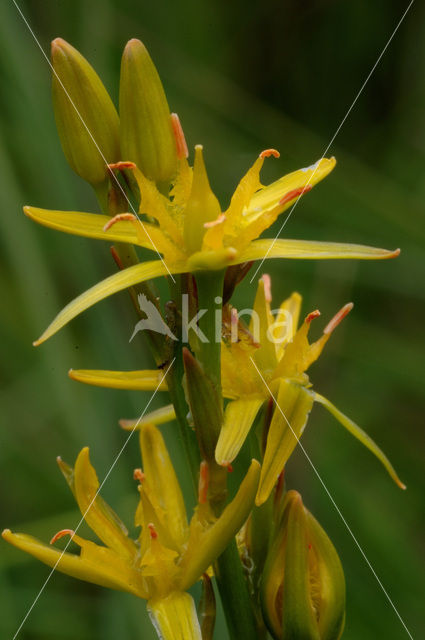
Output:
[{"xmin": 1, "ymin": 0, "xmax": 424, "ymax": 638}]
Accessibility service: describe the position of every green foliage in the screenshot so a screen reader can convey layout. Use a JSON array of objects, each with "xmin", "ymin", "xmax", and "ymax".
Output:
[{"xmin": 0, "ymin": 1, "xmax": 423, "ymax": 638}]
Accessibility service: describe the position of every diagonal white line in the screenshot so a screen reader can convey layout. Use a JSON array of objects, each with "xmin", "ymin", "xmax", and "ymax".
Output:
[
  {"xmin": 11, "ymin": 0, "xmax": 176, "ymax": 283},
  {"xmin": 250, "ymin": 357, "xmax": 414, "ymax": 639},
  {"xmin": 249, "ymin": 0, "xmax": 415, "ymax": 283},
  {"xmin": 10, "ymin": 358, "xmax": 175, "ymax": 640}
]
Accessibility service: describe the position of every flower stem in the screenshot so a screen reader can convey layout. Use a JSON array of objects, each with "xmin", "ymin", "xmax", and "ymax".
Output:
[{"xmin": 194, "ymin": 269, "xmax": 259, "ymax": 640}]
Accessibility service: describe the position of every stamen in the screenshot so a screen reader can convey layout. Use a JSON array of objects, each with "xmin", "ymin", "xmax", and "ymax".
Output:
[
  {"xmin": 204, "ymin": 214, "xmax": 226, "ymax": 229},
  {"xmin": 260, "ymin": 148, "xmax": 280, "ymax": 159},
  {"xmin": 198, "ymin": 460, "xmax": 209, "ymax": 504},
  {"xmin": 279, "ymin": 184, "xmax": 313, "ymax": 206},
  {"xmin": 103, "ymin": 213, "xmax": 137, "ymax": 232},
  {"xmin": 133, "ymin": 468, "xmax": 146, "ymax": 483},
  {"xmin": 110, "ymin": 246, "xmax": 124, "ymax": 270},
  {"xmin": 148, "ymin": 523, "xmax": 158, "ymax": 539},
  {"xmin": 226, "ymin": 463, "xmax": 234, "ymax": 473},
  {"xmin": 171, "ymin": 113, "xmax": 189, "ymax": 159},
  {"xmin": 323, "ymin": 302, "xmax": 353, "ymax": 335},
  {"xmin": 306, "ymin": 310, "xmax": 321, "ymax": 324},
  {"xmin": 50, "ymin": 529, "xmax": 75, "ymax": 545},
  {"xmin": 261, "ymin": 274, "xmax": 272, "ymax": 303},
  {"xmin": 108, "ymin": 161, "xmax": 137, "ymax": 171}
]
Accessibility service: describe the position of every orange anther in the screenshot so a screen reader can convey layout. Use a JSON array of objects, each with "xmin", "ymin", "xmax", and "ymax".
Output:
[
  {"xmin": 260, "ymin": 148, "xmax": 280, "ymax": 159},
  {"xmin": 50, "ymin": 529, "xmax": 75, "ymax": 545},
  {"xmin": 133, "ymin": 468, "xmax": 146, "ymax": 483},
  {"xmin": 108, "ymin": 161, "xmax": 137, "ymax": 171},
  {"xmin": 226, "ymin": 464, "xmax": 234, "ymax": 473},
  {"xmin": 323, "ymin": 302, "xmax": 353, "ymax": 335},
  {"xmin": 204, "ymin": 214, "xmax": 226, "ymax": 229},
  {"xmin": 306, "ymin": 310, "xmax": 321, "ymax": 323},
  {"xmin": 171, "ymin": 113, "xmax": 189, "ymax": 159},
  {"xmin": 261, "ymin": 274, "xmax": 272, "ymax": 303},
  {"xmin": 279, "ymin": 184, "xmax": 312, "ymax": 206},
  {"xmin": 198, "ymin": 460, "xmax": 209, "ymax": 504},
  {"xmin": 103, "ymin": 213, "xmax": 136, "ymax": 232},
  {"xmin": 148, "ymin": 523, "xmax": 158, "ymax": 539}
]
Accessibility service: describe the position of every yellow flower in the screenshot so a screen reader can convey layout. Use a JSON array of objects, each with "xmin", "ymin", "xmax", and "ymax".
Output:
[
  {"xmin": 3, "ymin": 424, "xmax": 260, "ymax": 640},
  {"xmin": 26, "ymin": 136, "xmax": 398, "ymax": 345},
  {"xmin": 217, "ymin": 275, "xmax": 405, "ymax": 503},
  {"xmin": 70, "ymin": 276, "xmax": 405, "ymax": 506}
]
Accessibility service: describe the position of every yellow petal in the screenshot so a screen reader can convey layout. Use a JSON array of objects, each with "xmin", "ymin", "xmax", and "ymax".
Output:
[
  {"xmin": 74, "ymin": 448, "xmax": 138, "ymax": 558},
  {"xmin": 24, "ymin": 206, "xmax": 160, "ymax": 251},
  {"xmin": 132, "ymin": 165, "xmax": 184, "ymax": 242},
  {"xmin": 2, "ymin": 529, "xmax": 147, "ymax": 597},
  {"xmin": 215, "ymin": 397, "xmax": 264, "ymax": 466},
  {"xmin": 274, "ymin": 292, "xmax": 302, "ymax": 360},
  {"xmin": 148, "ymin": 593, "xmax": 202, "ymax": 640},
  {"xmin": 257, "ymin": 380, "xmax": 314, "ymax": 505},
  {"xmin": 178, "ymin": 460, "xmax": 260, "ymax": 590},
  {"xmin": 244, "ymin": 157, "xmax": 336, "ymax": 226},
  {"xmin": 314, "ymin": 393, "xmax": 406, "ymax": 490},
  {"xmin": 238, "ymin": 238, "xmax": 400, "ymax": 262},
  {"xmin": 33, "ymin": 259, "xmax": 183, "ymax": 346},
  {"xmin": 250, "ymin": 274, "xmax": 278, "ymax": 371},
  {"xmin": 120, "ymin": 404, "xmax": 176, "ymax": 431},
  {"xmin": 69, "ymin": 368, "xmax": 168, "ymax": 391},
  {"xmin": 223, "ymin": 154, "xmax": 266, "ymax": 234},
  {"xmin": 140, "ymin": 424, "xmax": 188, "ymax": 548}
]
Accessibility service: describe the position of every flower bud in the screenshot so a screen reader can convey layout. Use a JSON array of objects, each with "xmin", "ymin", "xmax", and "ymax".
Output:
[
  {"xmin": 51, "ymin": 38, "xmax": 120, "ymax": 187},
  {"xmin": 119, "ymin": 39, "xmax": 178, "ymax": 185},
  {"xmin": 261, "ymin": 491, "xmax": 345, "ymax": 640}
]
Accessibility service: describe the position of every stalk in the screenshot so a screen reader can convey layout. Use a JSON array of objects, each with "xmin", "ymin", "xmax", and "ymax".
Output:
[{"xmin": 194, "ymin": 270, "xmax": 259, "ymax": 640}]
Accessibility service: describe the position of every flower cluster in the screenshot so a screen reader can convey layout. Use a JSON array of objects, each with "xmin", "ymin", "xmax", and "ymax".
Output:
[{"xmin": 3, "ymin": 37, "xmax": 404, "ymax": 640}]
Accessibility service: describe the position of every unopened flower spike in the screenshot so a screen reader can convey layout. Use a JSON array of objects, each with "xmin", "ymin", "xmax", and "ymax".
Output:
[
  {"xmin": 25, "ymin": 41, "xmax": 399, "ymax": 347},
  {"xmin": 3, "ymin": 425, "xmax": 260, "ymax": 640},
  {"xmin": 261, "ymin": 490, "xmax": 346, "ymax": 640}
]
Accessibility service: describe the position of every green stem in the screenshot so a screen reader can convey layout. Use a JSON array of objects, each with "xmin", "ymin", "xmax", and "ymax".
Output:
[
  {"xmin": 194, "ymin": 270, "xmax": 224, "ymax": 389},
  {"xmin": 214, "ymin": 541, "xmax": 260, "ymax": 640},
  {"xmin": 194, "ymin": 270, "xmax": 259, "ymax": 639}
]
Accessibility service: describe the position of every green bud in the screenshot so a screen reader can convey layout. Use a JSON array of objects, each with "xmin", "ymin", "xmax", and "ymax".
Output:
[
  {"xmin": 51, "ymin": 38, "xmax": 120, "ymax": 187},
  {"xmin": 182, "ymin": 347, "xmax": 222, "ymax": 461},
  {"xmin": 261, "ymin": 490, "xmax": 345, "ymax": 640},
  {"xmin": 119, "ymin": 39, "xmax": 177, "ymax": 185}
]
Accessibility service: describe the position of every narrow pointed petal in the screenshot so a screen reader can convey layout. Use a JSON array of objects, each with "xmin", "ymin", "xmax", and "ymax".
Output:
[
  {"xmin": 224, "ymin": 150, "xmax": 279, "ymax": 233},
  {"xmin": 238, "ymin": 238, "xmax": 400, "ymax": 262},
  {"xmin": 74, "ymin": 448, "xmax": 138, "ymax": 558},
  {"xmin": 245, "ymin": 157, "xmax": 336, "ymax": 225},
  {"xmin": 274, "ymin": 292, "xmax": 302, "ymax": 359},
  {"xmin": 148, "ymin": 593, "xmax": 202, "ymax": 640},
  {"xmin": 314, "ymin": 393, "xmax": 406, "ymax": 489},
  {"xmin": 69, "ymin": 368, "xmax": 168, "ymax": 391},
  {"xmin": 2, "ymin": 529, "xmax": 147, "ymax": 597},
  {"xmin": 215, "ymin": 397, "xmax": 264, "ymax": 466},
  {"xmin": 178, "ymin": 460, "xmax": 260, "ymax": 590},
  {"xmin": 33, "ymin": 260, "xmax": 182, "ymax": 346},
  {"xmin": 257, "ymin": 381, "xmax": 314, "ymax": 505},
  {"xmin": 251, "ymin": 274, "xmax": 278, "ymax": 371},
  {"xmin": 119, "ymin": 404, "xmax": 176, "ymax": 431},
  {"xmin": 24, "ymin": 206, "xmax": 161, "ymax": 251},
  {"xmin": 140, "ymin": 424, "xmax": 188, "ymax": 547}
]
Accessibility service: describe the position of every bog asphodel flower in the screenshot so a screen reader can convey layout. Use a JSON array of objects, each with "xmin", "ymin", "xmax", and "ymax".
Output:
[
  {"xmin": 217, "ymin": 275, "xmax": 405, "ymax": 504},
  {"xmin": 3, "ymin": 423, "xmax": 260, "ymax": 640},
  {"xmin": 69, "ymin": 276, "xmax": 405, "ymax": 505},
  {"xmin": 24, "ymin": 41, "xmax": 398, "ymax": 347}
]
